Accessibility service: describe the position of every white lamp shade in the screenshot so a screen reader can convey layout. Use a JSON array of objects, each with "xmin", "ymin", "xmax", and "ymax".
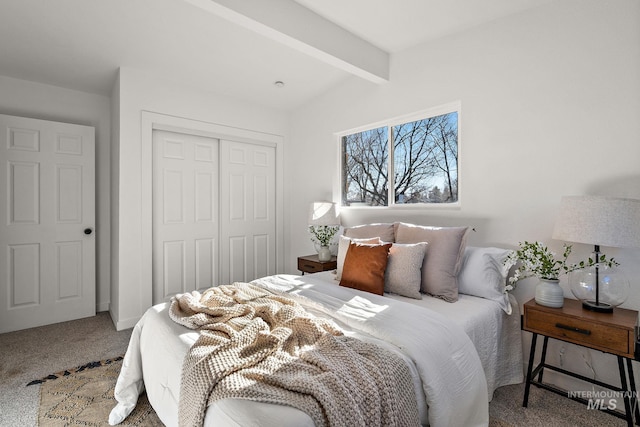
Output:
[
  {"xmin": 552, "ymin": 195, "xmax": 640, "ymax": 248},
  {"xmin": 308, "ymin": 201, "xmax": 340, "ymax": 226}
]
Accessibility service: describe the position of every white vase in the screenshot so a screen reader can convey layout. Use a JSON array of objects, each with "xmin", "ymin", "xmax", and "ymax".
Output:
[
  {"xmin": 318, "ymin": 246, "xmax": 332, "ymax": 262},
  {"xmin": 535, "ymin": 279, "xmax": 564, "ymax": 308}
]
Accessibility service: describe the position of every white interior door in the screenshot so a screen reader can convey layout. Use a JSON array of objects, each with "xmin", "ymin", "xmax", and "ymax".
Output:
[
  {"xmin": 152, "ymin": 130, "xmax": 219, "ymax": 304},
  {"xmin": 0, "ymin": 114, "xmax": 95, "ymax": 333},
  {"xmin": 220, "ymin": 139, "xmax": 276, "ymax": 285}
]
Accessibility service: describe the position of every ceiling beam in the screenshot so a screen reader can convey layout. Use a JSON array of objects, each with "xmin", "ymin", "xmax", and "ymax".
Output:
[{"xmin": 183, "ymin": 0, "xmax": 389, "ymax": 83}]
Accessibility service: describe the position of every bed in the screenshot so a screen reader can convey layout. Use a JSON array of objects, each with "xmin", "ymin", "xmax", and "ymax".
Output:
[{"xmin": 109, "ymin": 223, "xmax": 523, "ymax": 427}]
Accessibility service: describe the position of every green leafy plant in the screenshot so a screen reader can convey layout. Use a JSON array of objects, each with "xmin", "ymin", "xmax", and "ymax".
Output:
[
  {"xmin": 308, "ymin": 225, "xmax": 340, "ymax": 247},
  {"xmin": 503, "ymin": 241, "xmax": 619, "ymax": 290}
]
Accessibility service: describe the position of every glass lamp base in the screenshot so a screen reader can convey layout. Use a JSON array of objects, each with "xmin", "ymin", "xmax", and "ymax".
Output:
[
  {"xmin": 582, "ymin": 300, "xmax": 614, "ymax": 313},
  {"xmin": 569, "ymin": 265, "xmax": 628, "ymax": 313}
]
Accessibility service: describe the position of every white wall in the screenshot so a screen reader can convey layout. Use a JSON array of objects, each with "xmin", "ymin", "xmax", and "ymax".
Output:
[
  {"xmin": 288, "ymin": 0, "xmax": 640, "ymax": 391},
  {"xmin": 111, "ymin": 67, "xmax": 289, "ymax": 330},
  {"xmin": 0, "ymin": 75, "xmax": 112, "ymax": 312}
]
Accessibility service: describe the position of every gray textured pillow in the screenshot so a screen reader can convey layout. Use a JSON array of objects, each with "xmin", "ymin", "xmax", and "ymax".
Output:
[
  {"xmin": 336, "ymin": 235, "xmax": 381, "ymax": 280},
  {"xmin": 384, "ymin": 243, "xmax": 427, "ymax": 299},
  {"xmin": 395, "ymin": 223, "xmax": 469, "ymax": 302},
  {"xmin": 458, "ymin": 246, "xmax": 512, "ymax": 314},
  {"xmin": 344, "ymin": 223, "xmax": 395, "ymax": 243}
]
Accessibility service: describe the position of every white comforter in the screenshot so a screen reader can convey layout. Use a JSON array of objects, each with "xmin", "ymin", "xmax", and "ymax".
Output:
[{"xmin": 110, "ymin": 274, "xmax": 490, "ymax": 427}]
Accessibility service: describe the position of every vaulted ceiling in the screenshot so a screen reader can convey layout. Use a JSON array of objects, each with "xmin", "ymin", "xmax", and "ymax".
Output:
[{"xmin": 0, "ymin": 0, "xmax": 550, "ymax": 110}]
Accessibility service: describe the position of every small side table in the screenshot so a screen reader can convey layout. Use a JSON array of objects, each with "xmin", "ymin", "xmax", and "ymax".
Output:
[
  {"xmin": 297, "ymin": 254, "xmax": 337, "ymax": 275},
  {"xmin": 522, "ymin": 298, "xmax": 639, "ymax": 426}
]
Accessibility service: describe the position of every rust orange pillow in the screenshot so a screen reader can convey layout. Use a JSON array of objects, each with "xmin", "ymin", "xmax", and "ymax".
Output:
[{"xmin": 339, "ymin": 242, "xmax": 392, "ymax": 295}]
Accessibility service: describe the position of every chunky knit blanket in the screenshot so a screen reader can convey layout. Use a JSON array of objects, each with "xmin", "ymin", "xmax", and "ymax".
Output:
[{"xmin": 169, "ymin": 282, "xmax": 419, "ymax": 427}]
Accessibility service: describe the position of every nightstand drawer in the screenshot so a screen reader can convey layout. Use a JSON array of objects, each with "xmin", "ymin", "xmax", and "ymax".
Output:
[
  {"xmin": 298, "ymin": 258, "xmax": 323, "ymax": 273},
  {"xmin": 525, "ymin": 307, "xmax": 632, "ymax": 357},
  {"xmin": 297, "ymin": 255, "xmax": 337, "ymax": 274}
]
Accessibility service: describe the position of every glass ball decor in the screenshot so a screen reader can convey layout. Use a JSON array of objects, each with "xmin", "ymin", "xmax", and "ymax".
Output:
[{"xmin": 568, "ymin": 265, "xmax": 629, "ymax": 312}]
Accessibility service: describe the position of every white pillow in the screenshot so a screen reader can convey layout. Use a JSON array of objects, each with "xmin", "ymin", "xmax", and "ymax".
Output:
[
  {"xmin": 384, "ymin": 243, "xmax": 427, "ymax": 299},
  {"xmin": 458, "ymin": 246, "xmax": 512, "ymax": 314},
  {"xmin": 336, "ymin": 235, "xmax": 381, "ymax": 280}
]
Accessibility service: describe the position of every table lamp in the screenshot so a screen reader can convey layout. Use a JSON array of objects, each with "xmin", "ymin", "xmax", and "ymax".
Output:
[{"xmin": 552, "ymin": 195, "xmax": 640, "ymax": 312}]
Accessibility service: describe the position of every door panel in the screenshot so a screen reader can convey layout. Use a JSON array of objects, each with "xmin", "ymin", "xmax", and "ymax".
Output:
[
  {"xmin": 195, "ymin": 171, "xmax": 215, "ymax": 222},
  {"xmin": 56, "ymin": 241, "xmax": 82, "ymax": 299},
  {"xmin": 228, "ymin": 236, "xmax": 247, "ymax": 284},
  {"xmin": 253, "ymin": 234, "xmax": 270, "ymax": 279},
  {"xmin": 57, "ymin": 165, "xmax": 83, "ymax": 222},
  {"xmin": 0, "ymin": 114, "xmax": 95, "ymax": 333},
  {"xmin": 9, "ymin": 161, "xmax": 40, "ymax": 224},
  {"xmin": 152, "ymin": 130, "xmax": 219, "ymax": 304},
  {"xmin": 195, "ymin": 238, "xmax": 215, "ymax": 289},
  {"xmin": 8, "ymin": 243, "xmax": 40, "ymax": 306},
  {"xmin": 163, "ymin": 240, "xmax": 186, "ymax": 297},
  {"xmin": 220, "ymin": 140, "xmax": 276, "ymax": 285}
]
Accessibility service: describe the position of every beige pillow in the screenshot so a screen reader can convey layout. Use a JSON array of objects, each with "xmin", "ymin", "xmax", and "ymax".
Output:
[
  {"xmin": 384, "ymin": 243, "xmax": 427, "ymax": 299},
  {"xmin": 395, "ymin": 223, "xmax": 469, "ymax": 302},
  {"xmin": 344, "ymin": 223, "xmax": 395, "ymax": 242},
  {"xmin": 340, "ymin": 242, "xmax": 392, "ymax": 295},
  {"xmin": 336, "ymin": 235, "xmax": 381, "ymax": 280}
]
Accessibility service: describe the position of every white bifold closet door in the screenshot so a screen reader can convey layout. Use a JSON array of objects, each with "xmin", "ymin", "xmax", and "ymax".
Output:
[
  {"xmin": 152, "ymin": 131, "xmax": 276, "ymax": 304},
  {"xmin": 0, "ymin": 114, "xmax": 96, "ymax": 333}
]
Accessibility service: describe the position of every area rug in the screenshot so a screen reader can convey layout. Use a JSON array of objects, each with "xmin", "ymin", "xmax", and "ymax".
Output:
[{"xmin": 29, "ymin": 356, "xmax": 161, "ymax": 426}]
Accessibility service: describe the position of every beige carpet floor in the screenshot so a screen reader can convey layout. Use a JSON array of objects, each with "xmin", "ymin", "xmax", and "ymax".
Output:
[
  {"xmin": 0, "ymin": 311, "xmax": 632, "ymax": 426},
  {"xmin": 489, "ymin": 382, "xmax": 627, "ymax": 426},
  {"xmin": 0, "ymin": 312, "xmax": 132, "ymax": 426}
]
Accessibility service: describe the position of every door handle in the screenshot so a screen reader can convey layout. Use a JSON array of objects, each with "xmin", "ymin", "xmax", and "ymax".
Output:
[{"xmin": 84, "ymin": 228, "xmax": 93, "ymax": 235}]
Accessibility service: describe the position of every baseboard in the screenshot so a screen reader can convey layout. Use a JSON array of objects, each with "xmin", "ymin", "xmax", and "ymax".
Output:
[{"xmin": 113, "ymin": 314, "xmax": 141, "ymax": 331}]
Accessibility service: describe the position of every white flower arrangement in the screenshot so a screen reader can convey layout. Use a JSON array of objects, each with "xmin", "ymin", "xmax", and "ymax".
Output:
[
  {"xmin": 503, "ymin": 241, "xmax": 619, "ymax": 291},
  {"xmin": 308, "ymin": 225, "xmax": 340, "ymax": 247}
]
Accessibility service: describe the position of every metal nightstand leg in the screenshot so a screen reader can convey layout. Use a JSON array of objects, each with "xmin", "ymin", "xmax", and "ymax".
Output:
[
  {"xmin": 626, "ymin": 359, "xmax": 640, "ymax": 425},
  {"xmin": 523, "ymin": 333, "xmax": 538, "ymax": 407},
  {"xmin": 618, "ymin": 356, "xmax": 634, "ymax": 427},
  {"xmin": 537, "ymin": 336, "xmax": 549, "ymax": 383}
]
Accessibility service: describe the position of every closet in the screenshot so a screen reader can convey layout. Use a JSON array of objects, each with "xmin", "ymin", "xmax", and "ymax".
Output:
[{"xmin": 152, "ymin": 130, "xmax": 276, "ymax": 304}]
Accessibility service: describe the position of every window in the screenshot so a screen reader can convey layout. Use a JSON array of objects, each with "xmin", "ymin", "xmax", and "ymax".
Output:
[{"xmin": 341, "ymin": 105, "xmax": 459, "ymax": 207}]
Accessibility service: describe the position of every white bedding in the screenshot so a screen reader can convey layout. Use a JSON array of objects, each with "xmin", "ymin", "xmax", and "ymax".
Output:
[
  {"xmin": 110, "ymin": 272, "xmax": 521, "ymax": 427},
  {"xmin": 383, "ymin": 277, "xmax": 523, "ymax": 399}
]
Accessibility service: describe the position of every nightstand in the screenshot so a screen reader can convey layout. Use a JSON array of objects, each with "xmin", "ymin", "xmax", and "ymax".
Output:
[
  {"xmin": 522, "ymin": 298, "xmax": 639, "ymax": 426},
  {"xmin": 297, "ymin": 254, "xmax": 337, "ymax": 275}
]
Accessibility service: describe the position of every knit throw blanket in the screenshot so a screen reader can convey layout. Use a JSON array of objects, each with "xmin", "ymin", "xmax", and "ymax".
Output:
[{"xmin": 169, "ymin": 282, "xmax": 420, "ymax": 427}]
